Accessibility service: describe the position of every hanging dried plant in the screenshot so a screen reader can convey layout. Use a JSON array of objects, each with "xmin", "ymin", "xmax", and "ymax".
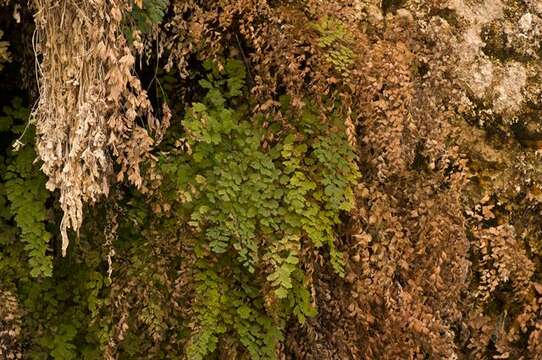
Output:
[{"xmin": 31, "ymin": 0, "xmax": 165, "ymax": 255}]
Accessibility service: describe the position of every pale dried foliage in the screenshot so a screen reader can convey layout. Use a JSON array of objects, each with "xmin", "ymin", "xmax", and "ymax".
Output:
[
  {"xmin": 467, "ymin": 225, "xmax": 541, "ymax": 359},
  {"xmin": 0, "ymin": 290, "xmax": 22, "ymax": 359},
  {"xmin": 473, "ymin": 225, "xmax": 534, "ymax": 304},
  {"xmin": 32, "ymin": 0, "xmax": 164, "ymax": 255}
]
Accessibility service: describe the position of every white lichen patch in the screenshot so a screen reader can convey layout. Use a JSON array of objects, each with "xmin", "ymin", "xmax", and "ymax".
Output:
[
  {"xmin": 492, "ymin": 62, "xmax": 527, "ymax": 117},
  {"xmin": 468, "ymin": 57, "xmax": 494, "ymax": 98},
  {"xmin": 451, "ymin": 0, "xmax": 503, "ymax": 99},
  {"xmin": 446, "ymin": 0, "xmax": 541, "ymax": 122},
  {"xmin": 518, "ymin": 13, "xmax": 533, "ymax": 32}
]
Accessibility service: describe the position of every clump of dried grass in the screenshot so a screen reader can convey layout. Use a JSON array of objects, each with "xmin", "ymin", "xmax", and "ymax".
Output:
[{"xmin": 32, "ymin": 0, "xmax": 164, "ymax": 255}]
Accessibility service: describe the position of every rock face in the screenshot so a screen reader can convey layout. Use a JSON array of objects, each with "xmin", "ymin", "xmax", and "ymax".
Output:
[
  {"xmin": 453, "ymin": 0, "xmax": 541, "ymax": 126},
  {"xmin": 285, "ymin": 1, "xmax": 542, "ymax": 358}
]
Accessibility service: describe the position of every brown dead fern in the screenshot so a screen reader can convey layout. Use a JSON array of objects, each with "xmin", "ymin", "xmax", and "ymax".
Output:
[
  {"xmin": 0, "ymin": 290, "xmax": 22, "ymax": 359},
  {"xmin": 32, "ymin": 0, "xmax": 163, "ymax": 255}
]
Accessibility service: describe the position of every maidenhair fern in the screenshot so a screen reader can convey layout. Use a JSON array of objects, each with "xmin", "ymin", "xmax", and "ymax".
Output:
[
  {"xmin": 160, "ymin": 57, "xmax": 359, "ymax": 358},
  {"xmin": 1, "ymin": 98, "xmax": 53, "ymax": 278},
  {"xmin": 4, "ymin": 147, "xmax": 53, "ymax": 277},
  {"xmin": 313, "ymin": 17, "xmax": 356, "ymax": 75},
  {"xmin": 129, "ymin": 0, "xmax": 169, "ymax": 33}
]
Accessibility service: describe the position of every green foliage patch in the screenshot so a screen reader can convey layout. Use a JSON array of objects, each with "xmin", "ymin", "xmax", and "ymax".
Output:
[
  {"xmin": 160, "ymin": 58, "xmax": 359, "ymax": 358},
  {"xmin": 0, "ymin": 48, "xmax": 358, "ymax": 360},
  {"xmin": 313, "ymin": 17, "xmax": 356, "ymax": 75},
  {"xmin": 0, "ymin": 98, "xmax": 53, "ymax": 278},
  {"xmin": 129, "ymin": 0, "xmax": 169, "ymax": 34}
]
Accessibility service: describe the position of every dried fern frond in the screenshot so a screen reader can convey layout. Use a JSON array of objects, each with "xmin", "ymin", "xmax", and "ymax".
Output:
[
  {"xmin": 32, "ymin": 0, "xmax": 164, "ymax": 255},
  {"xmin": 0, "ymin": 30, "xmax": 10, "ymax": 71}
]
